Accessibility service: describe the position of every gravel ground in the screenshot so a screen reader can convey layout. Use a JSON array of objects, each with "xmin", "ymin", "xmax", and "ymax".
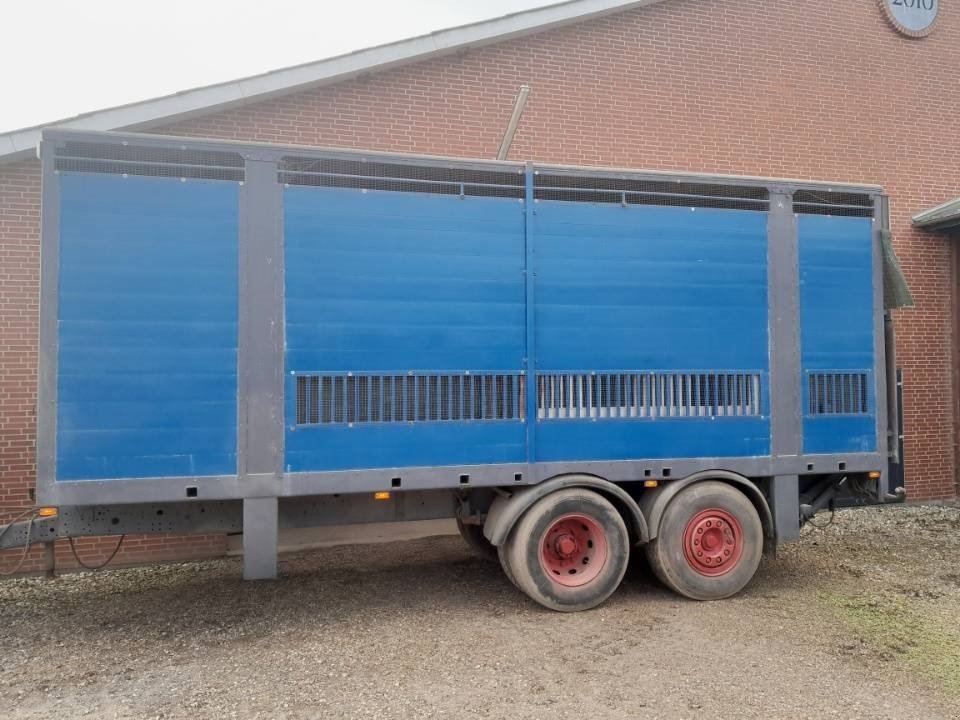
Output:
[{"xmin": 1, "ymin": 503, "xmax": 959, "ymax": 720}]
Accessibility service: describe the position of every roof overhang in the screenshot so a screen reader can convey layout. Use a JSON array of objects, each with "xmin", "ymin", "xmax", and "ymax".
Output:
[
  {"xmin": 912, "ymin": 197, "xmax": 960, "ymax": 234},
  {"xmin": 0, "ymin": 0, "xmax": 667, "ymax": 167}
]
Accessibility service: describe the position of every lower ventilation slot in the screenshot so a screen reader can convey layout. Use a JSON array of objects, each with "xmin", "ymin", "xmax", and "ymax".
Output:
[
  {"xmin": 295, "ymin": 373, "xmax": 525, "ymax": 425},
  {"xmin": 807, "ymin": 372, "xmax": 870, "ymax": 415},
  {"xmin": 537, "ymin": 372, "xmax": 763, "ymax": 420}
]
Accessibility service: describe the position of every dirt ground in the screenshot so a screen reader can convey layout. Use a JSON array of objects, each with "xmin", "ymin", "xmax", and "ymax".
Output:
[{"xmin": 1, "ymin": 503, "xmax": 959, "ymax": 720}]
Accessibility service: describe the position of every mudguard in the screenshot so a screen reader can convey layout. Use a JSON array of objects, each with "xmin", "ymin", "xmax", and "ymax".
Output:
[
  {"xmin": 483, "ymin": 474, "xmax": 649, "ymax": 547},
  {"xmin": 639, "ymin": 470, "xmax": 774, "ymax": 541}
]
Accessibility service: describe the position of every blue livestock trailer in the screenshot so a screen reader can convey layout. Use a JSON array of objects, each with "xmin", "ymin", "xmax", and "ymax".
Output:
[{"xmin": 2, "ymin": 129, "xmax": 906, "ymax": 610}]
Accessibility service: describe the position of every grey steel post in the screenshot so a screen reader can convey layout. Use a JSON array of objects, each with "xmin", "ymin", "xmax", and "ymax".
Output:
[
  {"xmin": 767, "ymin": 189, "xmax": 802, "ymax": 541},
  {"xmin": 243, "ymin": 497, "xmax": 278, "ymax": 580},
  {"xmin": 36, "ymin": 141, "xmax": 61, "ymax": 505},
  {"xmin": 769, "ymin": 475, "xmax": 800, "ymax": 542},
  {"xmin": 767, "ymin": 189, "xmax": 801, "ymax": 459},
  {"xmin": 524, "ymin": 163, "xmax": 537, "ymax": 467},
  {"xmin": 44, "ymin": 541, "xmax": 56, "ymax": 579},
  {"xmin": 238, "ymin": 157, "xmax": 285, "ymax": 484},
  {"xmin": 238, "ymin": 155, "xmax": 284, "ymax": 579},
  {"xmin": 875, "ymin": 196, "xmax": 895, "ymax": 496}
]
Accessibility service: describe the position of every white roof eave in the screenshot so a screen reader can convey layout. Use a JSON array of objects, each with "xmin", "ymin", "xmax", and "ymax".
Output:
[{"xmin": 0, "ymin": 0, "xmax": 665, "ymax": 166}]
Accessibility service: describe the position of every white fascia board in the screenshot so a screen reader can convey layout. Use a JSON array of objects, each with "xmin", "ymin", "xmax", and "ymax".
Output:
[
  {"xmin": 0, "ymin": 0, "xmax": 665, "ymax": 167},
  {"xmin": 912, "ymin": 197, "xmax": 960, "ymax": 227}
]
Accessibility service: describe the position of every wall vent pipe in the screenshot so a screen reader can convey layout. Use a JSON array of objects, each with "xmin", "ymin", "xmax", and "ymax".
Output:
[{"xmin": 497, "ymin": 85, "xmax": 531, "ymax": 160}]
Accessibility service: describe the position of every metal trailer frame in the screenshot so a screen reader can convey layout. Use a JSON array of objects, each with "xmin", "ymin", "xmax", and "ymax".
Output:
[{"xmin": 18, "ymin": 128, "xmax": 894, "ymax": 578}]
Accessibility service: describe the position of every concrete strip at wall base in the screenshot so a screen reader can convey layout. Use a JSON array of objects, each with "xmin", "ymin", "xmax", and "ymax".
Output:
[{"xmin": 225, "ymin": 519, "xmax": 459, "ymax": 556}]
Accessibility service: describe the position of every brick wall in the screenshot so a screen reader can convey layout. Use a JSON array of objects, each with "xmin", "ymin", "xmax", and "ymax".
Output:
[
  {"xmin": 2, "ymin": 0, "xmax": 957, "ymax": 571},
  {"xmin": 0, "ymin": 161, "xmax": 39, "ymax": 514}
]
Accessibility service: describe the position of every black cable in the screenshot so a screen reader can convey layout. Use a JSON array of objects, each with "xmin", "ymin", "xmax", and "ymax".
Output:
[
  {"xmin": 0, "ymin": 508, "xmax": 39, "ymax": 576},
  {"xmin": 3, "ymin": 506, "xmax": 127, "ymax": 574},
  {"xmin": 806, "ymin": 508, "xmax": 837, "ymax": 530},
  {"xmin": 68, "ymin": 535, "xmax": 125, "ymax": 571}
]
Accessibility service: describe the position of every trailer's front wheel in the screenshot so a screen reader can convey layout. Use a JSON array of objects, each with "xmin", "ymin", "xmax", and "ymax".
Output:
[
  {"xmin": 502, "ymin": 489, "xmax": 629, "ymax": 612},
  {"xmin": 646, "ymin": 481, "xmax": 763, "ymax": 601}
]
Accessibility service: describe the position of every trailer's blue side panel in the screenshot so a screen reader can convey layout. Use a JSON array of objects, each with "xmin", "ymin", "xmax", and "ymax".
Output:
[
  {"xmin": 284, "ymin": 187, "xmax": 526, "ymax": 472},
  {"xmin": 798, "ymin": 215, "xmax": 876, "ymax": 454},
  {"xmin": 533, "ymin": 203, "xmax": 771, "ymax": 461},
  {"xmin": 56, "ymin": 174, "xmax": 239, "ymax": 480}
]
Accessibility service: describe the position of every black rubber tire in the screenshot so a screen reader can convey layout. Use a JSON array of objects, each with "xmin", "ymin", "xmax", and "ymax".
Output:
[
  {"xmin": 503, "ymin": 488, "xmax": 630, "ymax": 612},
  {"xmin": 497, "ymin": 541, "xmax": 520, "ymax": 589},
  {"xmin": 456, "ymin": 517, "xmax": 499, "ymax": 562},
  {"xmin": 646, "ymin": 481, "xmax": 763, "ymax": 601}
]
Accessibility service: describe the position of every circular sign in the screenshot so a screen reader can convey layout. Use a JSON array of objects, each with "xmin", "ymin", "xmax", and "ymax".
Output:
[{"xmin": 880, "ymin": 0, "xmax": 940, "ymax": 37}]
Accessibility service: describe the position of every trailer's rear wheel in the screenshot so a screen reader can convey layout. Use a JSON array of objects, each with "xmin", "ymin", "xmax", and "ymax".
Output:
[
  {"xmin": 646, "ymin": 481, "xmax": 762, "ymax": 600},
  {"xmin": 502, "ymin": 488, "xmax": 629, "ymax": 612},
  {"xmin": 456, "ymin": 517, "xmax": 498, "ymax": 562}
]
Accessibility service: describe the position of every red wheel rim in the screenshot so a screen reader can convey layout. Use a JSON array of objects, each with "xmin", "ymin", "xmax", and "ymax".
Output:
[
  {"xmin": 682, "ymin": 508, "xmax": 744, "ymax": 577},
  {"xmin": 539, "ymin": 514, "xmax": 608, "ymax": 588}
]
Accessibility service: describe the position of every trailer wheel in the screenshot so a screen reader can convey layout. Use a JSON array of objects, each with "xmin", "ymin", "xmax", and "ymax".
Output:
[
  {"xmin": 497, "ymin": 543, "xmax": 520, "ymax": 589},
  {"xmin": 646, "ymin": 481, "xmax": 762, "ymax": 601},
  {"xmin": 503, "ymin": 488, "xmax": 629, "ymax": 612},
  {"xmin": 456, "ymin": 517, "xmax": 498, "ymax": 562}
]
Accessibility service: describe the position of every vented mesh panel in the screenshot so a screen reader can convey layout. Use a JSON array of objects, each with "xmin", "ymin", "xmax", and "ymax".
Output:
[
  {"xmin": 295, "ymin": 373, "xmax": 525, "ymax": 425},
  {"xmin": 533, "ymin": 174, "xmax": 769, "ymax": 210},
  {"xmin": 54, "ymin": 141, "xmax": 245, "ymax": 181},
  {"xmin": 279, "ymin": 156, "xmax": 525, "ymax": 198},
  {"xmin": 793, "ymin": 190, "xmax": 874, "ymax": 217},
  {"xmin": 807, "ymin": 372, "xmax": 870, "ymax": 415},
  {"xmin": 537, "ymin": 372, "xmax": 762, "ymax": 420},
  {"xmin": 880, "ymin": 228, "xmax": 914, "ymax": 309}
]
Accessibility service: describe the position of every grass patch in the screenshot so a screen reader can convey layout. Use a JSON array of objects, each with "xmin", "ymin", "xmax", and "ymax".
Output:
[{"xmin": 827, "ymin": 592, "xmax": 960, "ymax": 696}]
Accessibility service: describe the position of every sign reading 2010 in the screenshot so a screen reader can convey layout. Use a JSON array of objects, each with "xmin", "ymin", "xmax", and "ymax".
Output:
[{"xmin": 881, "ymin": 0, "xmax": 940, "ymax": 37}]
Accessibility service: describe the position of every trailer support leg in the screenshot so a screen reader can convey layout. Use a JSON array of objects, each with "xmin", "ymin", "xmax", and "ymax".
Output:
[
  {"xmin": 770, "ymin": 475, "xmax": 800, "ymax": 543},
  {"xmin": 44, "ymin": 541, "xmax": 56, "ymax": 579},
  {"xmin": 242, "ymin": 497, "xmax": 278, "ymax": 580}
]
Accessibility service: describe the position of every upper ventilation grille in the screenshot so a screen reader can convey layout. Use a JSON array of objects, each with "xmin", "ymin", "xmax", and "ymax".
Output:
[
  {"xmin": 793, "ymin": 190, "xmax": 874, "ymax": 217},
  {"xmin": 54, "ymin": 141, "xmax": 245, "ymax": 182},
  {"xmin": 279, "ymin": 156, "xmax": 525, "ymax": 199},
  {"xmin": 533, "ymin": 174, "xmax": 770, "ymax": 211}
]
